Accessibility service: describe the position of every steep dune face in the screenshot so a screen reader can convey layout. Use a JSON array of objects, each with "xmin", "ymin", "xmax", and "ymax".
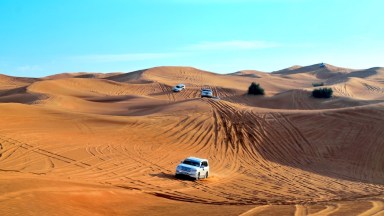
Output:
[
  {"xmin": 105, "ymin": 69, "xmax": 151, "ymax": 83},
  {"xmin": 274, "ymin": 63, "xmax": 354, "ymax": 75},
  {"xmin": 227, "ymin": 70, "xmax": 267, "ymax": 78},
  {"xmin": 0, "ymin": 74, "xmax": 38, "ymax": 90},
  {"xmin": 44, "ymin": 72, "xmax": 122, "ymax": 80},
  {"xmin": 257, "ymin": 105, "xmax": 384, "ymax": 184},
  {"xmin": 273, "ymin": 63, "xmax": 356, "ymax": 80},
  {"xmin": 338, "ymin": 67, "xmax": 384, "ymax": 80},
  {"xmin": 0, "ymin": 65, "xmax": 383, "ymax": 215},
  {"xmin": 0, "ymin": 86, "xmax": 44, "ymax": 104},
  {"xmin": 0, "ymin": 75, "xmax": 42, "ymax": 103}
]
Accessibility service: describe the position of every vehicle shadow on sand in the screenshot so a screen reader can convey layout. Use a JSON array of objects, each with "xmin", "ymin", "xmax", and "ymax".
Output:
[{"xmin": 150, "ymin": 172, "xmax": 196, "ymax": 181}]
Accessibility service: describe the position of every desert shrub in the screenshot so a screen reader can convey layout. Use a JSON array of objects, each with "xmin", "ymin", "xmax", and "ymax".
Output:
[
  {"xmin": 312, "ymin": 82, "xmax": 324, "ymax": 87},
  {"xmin": 312, "ymin": 88, "xmax": 333, "ymax": 98},
  {"xmin": 248, "ymin": 82, "xmax": 265, "ymax": 95}
]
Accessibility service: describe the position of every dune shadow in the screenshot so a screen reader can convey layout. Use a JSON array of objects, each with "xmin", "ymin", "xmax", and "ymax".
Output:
[
  {"xmin": 220, "ymin": 92, "xmax": 382, "ymax": 110},
  {"xmin": 0, "ymin": 86, "xmax": 28, "ymax": 97}
]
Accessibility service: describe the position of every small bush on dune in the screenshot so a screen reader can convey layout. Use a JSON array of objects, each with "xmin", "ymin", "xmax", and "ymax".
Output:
[
  {"xmin": 248, "ymin": 82, "xmax": 265, "ymax": 95},
  {"xmin": 312, "ymin": 88, "xmax": 333, "ymax": 98},
  {"xmin": 312, "ymin": 82, "xmax": 324, "ymax": 87}
]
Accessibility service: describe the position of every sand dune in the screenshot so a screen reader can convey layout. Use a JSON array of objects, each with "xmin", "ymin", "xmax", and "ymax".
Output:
[
  {"xmin": 338, "ymin": 67, "xmax": 384, "ymax": 80},
  {"xmin": 44, "ymin": 72, "xmax": 122, "ymax": 80},
  {"xmin": 0, "ymin": 74, "xmax": 37, "ymax": 90},
  {"xmin": 228, "ymin": 70, "xmax": 267, "ymax": 78},
  {"xmin": 0, "ymin": 64, "xmax": 383, "ymax": 215},
  {"xmin": 273, "ymin": 63, "xmax": 355, "ymax": 78}
]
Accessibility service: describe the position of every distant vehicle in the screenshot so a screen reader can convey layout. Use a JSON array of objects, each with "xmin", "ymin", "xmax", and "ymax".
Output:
[
  {"xmin": 172, "ymin": 84, "xmax": 186, "ymax": 92},
  {"xmin": 319, "ymin": 63, "xmax": 325, "ymax": 68},
  {"xmin": 175, "ymin": 157, "xmax": 209, "ymax": 180},
  {"xmin": 201, "ymin": 88, "xmax": 213, "ymax": 98}
]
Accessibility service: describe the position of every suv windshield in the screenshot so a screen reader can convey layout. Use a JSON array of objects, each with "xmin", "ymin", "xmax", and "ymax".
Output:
[{"xmin": 182, "ymin": 160, "xmax": 200, "ymax": 167}]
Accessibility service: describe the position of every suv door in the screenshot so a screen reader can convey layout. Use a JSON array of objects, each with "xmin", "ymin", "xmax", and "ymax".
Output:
[{"xmin": 201, "ymin": 161, "xmax": 209, "ymax": 177}]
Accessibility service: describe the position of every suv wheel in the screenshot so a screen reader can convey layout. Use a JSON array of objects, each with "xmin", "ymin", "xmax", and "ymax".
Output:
[
  {"xmin": 196, "ymin": 172, "xmax": 200, "ymax": 180},
  {"xmin": 205, "ymin": 172, "xmax": 208, "ymax": 179}
]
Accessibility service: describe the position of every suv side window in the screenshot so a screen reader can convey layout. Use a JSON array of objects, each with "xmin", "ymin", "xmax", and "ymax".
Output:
[{"xmin": 202, "ymin": 161, "xmax": 208, "ymax": 167}]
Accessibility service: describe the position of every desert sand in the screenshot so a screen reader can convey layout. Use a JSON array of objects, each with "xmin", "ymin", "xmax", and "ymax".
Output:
[{"xmin": 0, "ymin": 63, "xmax": 383, "ymax": 215}]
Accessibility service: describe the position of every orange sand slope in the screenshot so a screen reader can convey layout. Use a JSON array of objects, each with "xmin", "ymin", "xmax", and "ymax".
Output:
[{"xmin": 0, "ymin": 64, "xmax": 383, "ymax": 216}]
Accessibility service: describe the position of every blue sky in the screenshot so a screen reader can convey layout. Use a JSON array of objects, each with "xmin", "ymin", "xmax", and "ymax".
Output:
[{"xmin": 0, "ymin": 0, "xmax": 383, "ymax": 77}]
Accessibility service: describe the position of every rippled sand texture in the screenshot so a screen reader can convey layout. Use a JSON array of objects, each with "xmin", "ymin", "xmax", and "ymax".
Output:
[{"xmin": 0, "ymin": 64, "xmax": 383, "ymax": 215}]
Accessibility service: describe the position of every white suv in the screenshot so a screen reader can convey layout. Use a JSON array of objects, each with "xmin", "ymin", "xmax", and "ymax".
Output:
[
  {"xmin": 175, "ymin": 157, "xmax": 209, "ymax": 180},
  {"xmin": 172, "ymin": 84, "xmax": 186, "ymax": 92},
  {"xmin": 201, "ymin": 88, "xmax": 213, "ymax": 98}
]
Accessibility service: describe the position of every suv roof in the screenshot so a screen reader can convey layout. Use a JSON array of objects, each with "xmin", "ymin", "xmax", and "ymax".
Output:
[{"xmin": 185, "ymin": 157, "xmax": 207, "ymax": 162}]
